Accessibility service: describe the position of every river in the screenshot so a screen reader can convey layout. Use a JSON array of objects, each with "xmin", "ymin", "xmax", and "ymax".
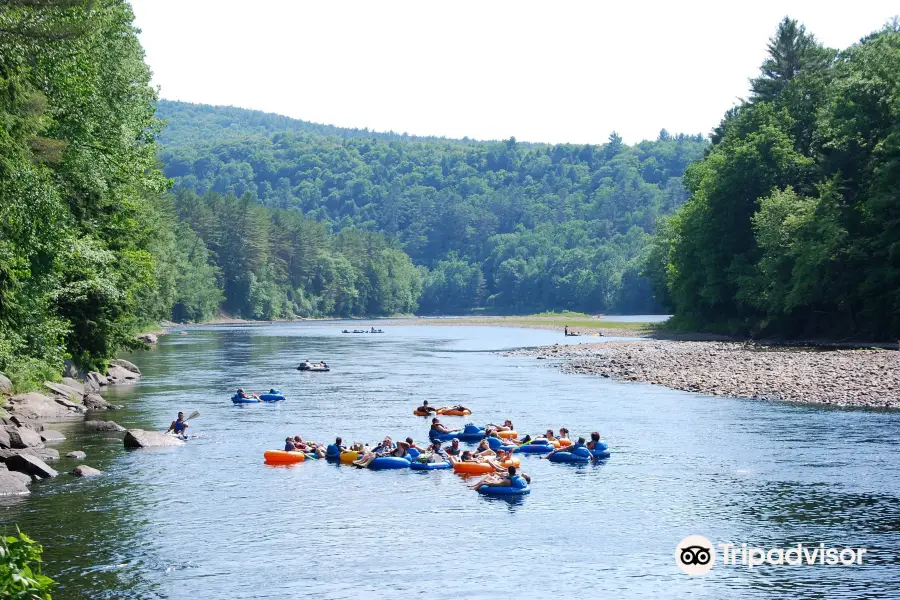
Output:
[{"xmin": 2, "ymin": 323, "xmax": 899, "ymax": 599}]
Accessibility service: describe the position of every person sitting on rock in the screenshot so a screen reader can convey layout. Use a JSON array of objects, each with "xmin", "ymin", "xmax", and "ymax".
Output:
[{"xmin": 166, "ymin": 412, "xmax": 188, "ymax": 436}]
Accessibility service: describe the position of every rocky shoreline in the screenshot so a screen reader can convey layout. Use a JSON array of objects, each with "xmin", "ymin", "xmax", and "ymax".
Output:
[
  {"xmin": 505, "ymin": 341, "xmax": 900, "ymax": 409},
  {"xmin": 0, "ymin": 333, "xmax": 172, "ymax": 496}
]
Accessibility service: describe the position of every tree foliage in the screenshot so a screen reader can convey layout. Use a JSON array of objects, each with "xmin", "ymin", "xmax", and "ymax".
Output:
[{"xmin": 649, "ymin": 18, "xmax": 900, "ymax": 340}]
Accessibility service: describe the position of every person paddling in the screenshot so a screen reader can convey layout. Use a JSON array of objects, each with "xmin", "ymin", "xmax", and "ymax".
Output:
[{"xmin": 167, "ymin": 412, "xmax": 188, "ymax": 436}]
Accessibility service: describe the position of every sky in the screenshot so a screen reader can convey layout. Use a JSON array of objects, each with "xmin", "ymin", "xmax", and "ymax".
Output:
[{"xmin": 130, "ymin": 0, "xmax": 897, "ymax": 144}]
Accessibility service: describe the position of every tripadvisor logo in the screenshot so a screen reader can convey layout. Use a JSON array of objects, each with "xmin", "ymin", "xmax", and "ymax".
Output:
[{"xmin": 675, "ymin": 536, "xmax": 869, "ymax": 575}]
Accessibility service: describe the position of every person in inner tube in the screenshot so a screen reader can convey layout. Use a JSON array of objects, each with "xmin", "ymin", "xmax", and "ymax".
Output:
[
  {"xmin": 545, "ymin": 436, "xmax": 587, "ymax": 459},
  {"xmin": 416, "ymin": 400, "xmax": 437, "ymax": 414},
  {"xmin": 586, "ymin": 432, "xmax": 605, "ymax": 452},
  {"xmin": 444, "ymin": 438, "xmax": 462, "ymax": 457},
  {"xmin": 472, "ymin": 465, "xmax": 530, "ymax": 490},
  {"xmin": 354, "ymin": 440, "xmax": 409, "ymax": 468},
  {"xmin": 425, "ymin": 440, "xmax": 448, "ymax": 463},
  {"xmin": 236, "ymin": 388, "xmax": 257, "ymax": 400},
  {"xmin": 430, "ymin": 418, "xmax": 452, "ymax": 436}
]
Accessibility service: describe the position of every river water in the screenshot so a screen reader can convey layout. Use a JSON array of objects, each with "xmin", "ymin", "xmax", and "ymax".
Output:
[{"xmin": 2, "ymin": 323, "xmax": 899, "ymax": 599}]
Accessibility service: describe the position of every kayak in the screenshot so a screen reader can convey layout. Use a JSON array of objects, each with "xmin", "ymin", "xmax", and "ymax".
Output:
[{"xmin": 264, "ymin": 450, "xmax": 306, "ymax": 464}]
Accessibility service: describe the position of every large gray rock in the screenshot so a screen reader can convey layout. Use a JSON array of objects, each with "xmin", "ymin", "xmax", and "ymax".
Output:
[
  {"xmin": 0, "ymin": 428, "xmax": 9, "ymax": 449},
  {"xmin": 72, "ymin": 465, "xmax": 102, "ymax": 477},
  {"xmin": 63, "ymin": 360, "xmax": 82, "ymax": 379},
  {"xmin": 5, "ymin": 469, "xmax": 32, "ymax": 486},
  {"xmin": 43, "ymin": 381, "xmax": 83, "ymax": 401},
  {"xmin": 66, "ymin": 450, "xmax": 87, "ymax": 459},
  {"xmin": 0, "ymin": 372, "xmax": 12, "ymax": 395},
  {"xmin": 84, "ymin": 420, "xmax": 125, "ymax": 432},
  {"xmin": 0, "ymin": 471, "xmax": 30, "ymax": 495},
  {"xmin": 40, "ymin": 430, "xmax": 65, "ymax": 442},
  {"xmin": 7, "ymin": 392, "xmax": 83, "ymax": 420},
  {"xmin": 106, "ymin": 365, "xmax": 140, "ymax": 384},
  {"xmin": 5, "ymin": 426, "xmax": 43, "ymax": 449},
  {"xmin": 136, "ymin": 333, "xmax": 158, "ymax": 345},
  {"xmin": 85, "ymin": 371, "xmax": 108, "ymax": 391},
  {"xmin": 84, "ymin": 393, "xmax": 111, "ymax": 410},
  {"xmin": 124, "ymin": 429, "xmax": 185, "ymax": 448},
  {"xmin": 53, "ymin": 396, "xmax": 87, "ymax": 414},
  {"xmin": 61, "ymin": 377, "xmax": 85, "ymax": 395},
  {"xmin": 5, "ymin": 453, "xmax": 57, "ymax": 479},
  {"xmin": 25, "ymin": 447, "xmax": 58, "ymax": 462},
  {"xmin": 109, "ymin": 359, "xmax": 141, "ymax": 375}
]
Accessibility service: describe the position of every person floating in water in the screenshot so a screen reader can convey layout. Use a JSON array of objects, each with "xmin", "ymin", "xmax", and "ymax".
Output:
[{"xmin": 167, "ymin": 412, "xmax": 188, "ymax": 436}]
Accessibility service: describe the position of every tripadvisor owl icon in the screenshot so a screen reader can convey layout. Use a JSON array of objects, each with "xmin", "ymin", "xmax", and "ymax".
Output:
[{"xmin": 675, "ymin": 535, "xmax": 715, "ymax": 575}]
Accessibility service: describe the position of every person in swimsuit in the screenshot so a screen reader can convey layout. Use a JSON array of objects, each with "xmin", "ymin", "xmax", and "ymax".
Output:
[{"xmin": 166, "ymin": 412, "xmax": 188, "ymax": 436}]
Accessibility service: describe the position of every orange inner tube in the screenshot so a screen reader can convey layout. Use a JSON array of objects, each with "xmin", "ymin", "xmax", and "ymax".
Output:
[
  {"xmin": 558, "ymin": 438, "xmax": 573, "ymax": 447},
  {"xmin": 452, "ymin": 457, "xmax": 520, "ymax": 475},
  {"xmin": 497, "ymin": 430, "xmax": 518, "ymax": 439},
  {"xmin": 413, "ymin": 409, "xmax": 430, "ymax": 416},
  {"xmin": 264, "ymin": 450, "xmax": 306, "ymax": 464},
  {"xmin": 437, "ymin": 408, "xmax": 471, "ymax": 416}
]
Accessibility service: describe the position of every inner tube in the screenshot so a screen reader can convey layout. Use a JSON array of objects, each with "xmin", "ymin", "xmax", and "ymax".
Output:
[
  {"xmin": 558, "ymin": 438, "xmax": 573, "ymax": 447},
  {"xmin": 497, "ymin": 430, "xmax": 518, "ymax": 439},
  {"xmin": 486, "ymin": 437, "xmax": 517, "ymax": 452},
  {"xmin": 453, "ymin": 457, "xmax": 520, "ymax": 475},
  {"xmin": 232, "ymin": 394, "xmax": 259, "ymax": 404},
  {"xmin": 437, "ymin": 408, "xmax": 471, "ymax": 416},
  {"xmin": 589, "ymin": 442, "xmax": 611, "ymax": 459},
  {"xmin": 430, "ymin": 424, "xmax": 485, "ymax": 442},
  {"xmin": 410, "ymin": 461, "xmax": 451, "ymax": 471},
  {"xmin": 339, "ymin": 450, "xmax": 360, "ymax": 464},
  {"xmin": 369, "ymin": 456, "xmax": 411, "ymax": 470},
  {"xmin": 259, "ymin": 393, "xmax": 285, "ymax": 402},
  {"xmin": 548, "ymin": 446, "xmax": 592, "ymax": 463},
  {"xmin": 413, "ymin": 409, "xmax": 431, "ymax": 416},
  {"xmin": 477, "ymin": 477, "xmax": 531, "ymax": 496},
  {"xmin": 514, "ymin": 443, "xmax": 554, "ymax": 454},
  {"xmin": 264, "ymin": 450, "xmax": 306, "ymax": 464}
]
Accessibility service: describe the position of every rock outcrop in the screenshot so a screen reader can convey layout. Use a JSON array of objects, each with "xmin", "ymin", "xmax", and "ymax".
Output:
[
  {"xmin": 43, "ymin": 381, "xmax": 84, "ymax": 401},
  {"xmin": 84, "ymin": 420, "xmax": 126, "ymax": 432},
  {"xmin": 84, "ymin": 371, "xmax": 108, "ymax": 392},
  {"xmin": 61, "ymin": 377, "xmax": 85, "ymax": 395},
  {"xmin": 5, "ymin": 426, "xmax": 43, "ymax": 449},
  {"xmin": 72, "ymin": 465, "xmax": 102, "ymax": 477},
  {"xmin": 124, "ymin": 429, "xmax": 185, "ymax": 448},
  {"xmin": 136, "ymin": 333, "xmax": 158, "ymax": 345},
  {"xmin": 40, "ymin": 430, "xmax": 65, "ymax": 442},
  {"xmin": 0, "ymin": 471, "xmax": 30, "ymax": 495},
  {"xmin": 106, "ymin": 365, "xmax": 140, "ymax": 384},
  {"xmin": 109, "ymin": 359, "xmax": 141, "ymax": 375},
  {"xmin": 84, "ymin": 393, "xmax": 117, "ymax": 410},
  {"xmin": 6, "ymin": 392, "xmax": 84, "ymax": 420},
  {"xmin": 5, "ymin": 453, "xmax": 58, "ymax": 479},
  {"xmin": 0, "ymin": 372, "xmax": 12, "ymax": 395}
]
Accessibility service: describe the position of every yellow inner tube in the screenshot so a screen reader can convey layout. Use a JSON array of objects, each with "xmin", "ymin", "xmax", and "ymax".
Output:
[{"xmin": 339, "ymin": 450, "xmax": 360, "ymax": 463}]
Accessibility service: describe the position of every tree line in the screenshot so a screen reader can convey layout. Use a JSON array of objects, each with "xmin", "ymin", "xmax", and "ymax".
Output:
[
  {"xmin": 647, "ymin": 17, "xmax": 900, "ymax": 340},
  {"xmin": 157, "ymin": 102, "xmax": 707, "ymax": 314}
]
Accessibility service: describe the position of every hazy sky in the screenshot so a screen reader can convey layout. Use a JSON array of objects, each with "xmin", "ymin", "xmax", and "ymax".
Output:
[{"xmin": 130, "ymin": 0, "xmax": 897, "ymax": 144}]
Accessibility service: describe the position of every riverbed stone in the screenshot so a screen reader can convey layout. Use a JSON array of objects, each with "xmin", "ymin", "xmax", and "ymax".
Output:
[
  {"xmin": 61, "ymin": 377, "xmax": 85, "ymax": 395},
  {"xmin": 124, "ymin": 429, "xmax": 185, "ymax": 448},
  {"xmin": 66, "ymin": 450, "xmax": 87, "ymax": 459},
  {"xmin": 6, "ymin": 392, "xmax": 82, "ymax": 420},
  {"xmin": 0, "ymin": 471, "xmax": 30, "ymax": 495},
  {"xmin": 44, "ymin": 381, "xmax": 83, "ymax": 401},
  {"xmin": 136, "ymin": 333, "xmax": 158, "ymax": 345},
  {"xmin": 72, "ymin": 465, "xmax": 102, "ymax": 477},
  {"xmin": 5, "ymin": 453, "xmax": 57, "ymax": 479},
  {"xmin": 0, "ymin": 372, "xmax": 12, "ymax": 395},
  {"xmin": 5, "ymin": 426, "xmax": 43, "ymax": 449},
  {"xmin": 109, "ymin": 359, "xmax": 141, "ymax": 375},
  {"xmin": 106, "ymin": 365, "xmax": 140, "ymax": 384},
  {"xmin": 84, "ymin": 420, "xmax": 125, "ymax": 432},
  {"xmin": 85, "ymin": 371, "xmax": 108, "ymax": 391},
  {"xmin": 84, "ymin": 393, "xmax": 111, "ymax": 410},
  {"xmin": 40, "ymin": 430, "xmax": 65, "ymax": 443}
]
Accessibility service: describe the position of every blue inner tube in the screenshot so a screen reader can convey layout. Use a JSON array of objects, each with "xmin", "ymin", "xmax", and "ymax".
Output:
[
  {"xmin": 548, "ymin": 447, "xmax": 592, "ymax": 463},
  {"xmin": 231, "ymin": 395, "xmax": 258, "ymax": 404},
  {"xmin": 478, "ymin": 485, "xmax": 531, "ymax": 496},
  {"xmin": 259, "ymin": 394, "xmax": 285, "ymax": 402},
  {"xmin": 514, "ymin": 443, "xmax": 554, "ymax": 454},
  {"xmin": 410, "ymin": 461, "xmax": 451, "ymax": 470},
  {"xmin": 589, "ymin": 442, "xmax": 610, "ymax": 458},
  {"xmin": 486, "ymin": 437, "xmax": 517, "ymax": 452},
  {"xmin": 369, "ymin": 456, "xmax": 411, "ymax": 470}
]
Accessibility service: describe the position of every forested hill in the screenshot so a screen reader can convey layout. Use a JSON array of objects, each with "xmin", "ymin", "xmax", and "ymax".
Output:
[
  {"xmin": 156, "ymin": 99, "xmax": 492, "ymax": 149},
  {"xmin": 157, "ymin": 103, "xmax": 707, "ymax": 313}
]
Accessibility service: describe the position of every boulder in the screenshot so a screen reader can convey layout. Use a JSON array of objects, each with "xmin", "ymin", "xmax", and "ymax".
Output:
[
  {"xmin": 109, "ymin": 359, "xmax": 141, "ymax": 375},
  {"xmin": 85, "ymin": 420, "xmax": 125, "ymax": 432},
  {"xmin": 5, "ymin": 453, "xmax": 58, "ymax": 479},
  {"xmin": 72, "ymin": 465, "xmax": 102, "ymax": 477},
  {"xmin": 6, "ymin": 469, "xmax": 32, "ymax": 486},
  {"xmin": 26, "ymin": 447, "xmax": 58, "ymax": 462},
  {"xmin": 7, "ymin": 392, "xmax": 83, "ymax": 420},
  {"xmin": 52, "ymin": 397, "xmax": 87, "ymax": 414},
  {"xmin": 84, "ymin": 393, "xmax": 111, "ymax": 410},
  {"xmin": 85, "ymin": 371, "xmax": 108, "ymax": 391},
  {"xmin": 124, "ymin": 429, "xmax": 185, "ymax": 448},
  {"xmin": 61, "ymin": 377, "xmax": 85, "ymax": 395},
  {"xmin": 0, "ymin": 471, "xmax": 30, "ymax": 495},
  {"xmin": 43, "ymin": 381, "xmax": 83, "ymax": 401},
  {"xmin": 106, "ymin": 365, "xmax": 140, "ymax": 384},
  {"xmin": 40, "ymin": 430, "xmax": 65, "ymax": 442},
  {"xmin": 136, "ymin": 333, "xmax": 158, "ymax": 345},
  {"xmin": 0, "ymin": 428, "xmax": 9, "ymax": 449},
  {"xmin": 66, "ymin": 450, "xmax": 87, "ymax": 459},
  {"xmin": 0, "ymin": 372, "xmax": 12, "ymax": 395},
  {"xmin": 5, "ymin": 426, "xmax": 43, "ymax": 449},
  {"xmin": 62, "ymin": 360, "xmax": 82, "ymax": 379}
]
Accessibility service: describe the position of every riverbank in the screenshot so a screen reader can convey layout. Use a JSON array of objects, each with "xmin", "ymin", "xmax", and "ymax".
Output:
[
  {"xmin": 505, "ymin": 341, "xmax": 900, "ymax": 409},
  {"xmin": 399, "ymin": 314, "xmax": 660, "ymax": 338}
]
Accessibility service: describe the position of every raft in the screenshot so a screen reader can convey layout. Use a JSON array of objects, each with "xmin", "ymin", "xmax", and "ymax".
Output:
[
  {"xmin": 264, "ymin": 450, "xmax": 306, "ymax": 464},
  {"xmin": 437, "ymin": 407, "xmax": 471, "ymax": 416},
  {"xmin": 369, "ymin": 456, "xmax": 411, "ymax": 470}
]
